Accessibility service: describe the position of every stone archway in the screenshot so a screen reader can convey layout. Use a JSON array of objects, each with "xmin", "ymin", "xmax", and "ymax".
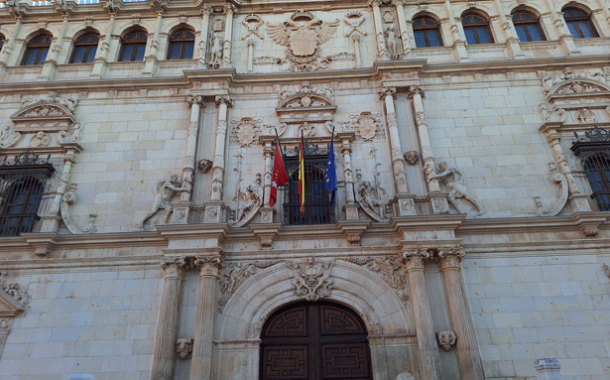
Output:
[
  {"xmin": 260, "ymin": 301, "xmax": 373, "ymax": 380},
  {"xmin": 214, "ymin": 260, "xmax": 419, "ymax": 380}
]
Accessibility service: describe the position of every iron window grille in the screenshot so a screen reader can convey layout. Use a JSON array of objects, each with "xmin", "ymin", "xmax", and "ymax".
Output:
[
  {"xmin": 571, "ymin": 127, "xmax": 610, "ymax": 211},
  {"xmin": 282, "ymin": 140, "xmax": 335, "ymax": 226},
  {"xmin": 0, "ymin": 150, "xmax": 54, "ymax": 237}
]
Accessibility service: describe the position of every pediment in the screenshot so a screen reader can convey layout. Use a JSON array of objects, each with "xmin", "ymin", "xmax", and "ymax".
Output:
[
  {"xmin": 278, "ymin": 93, "xmax": 336, "ymax": 109},
  {"xmin": 10, "ymin": 103, "xmax": 75, "ymax": 132},
  {"xmin": 0, "ymin": 289, "xmax": 24, "ymax": 318},
  {"xmin": 276, "ymin": 82, "xmax": 337, "ymax": 124},
  {"xmin": 548, "ymin": 79, "xmax": 610, "ymax": 97}
]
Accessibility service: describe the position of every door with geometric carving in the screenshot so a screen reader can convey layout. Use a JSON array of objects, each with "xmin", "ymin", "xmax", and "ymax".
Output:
[{"xmin": 260, "ymin": 301, "xmax": 372, "ymax": 380}]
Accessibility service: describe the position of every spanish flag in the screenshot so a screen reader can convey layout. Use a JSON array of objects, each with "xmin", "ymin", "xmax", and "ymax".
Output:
[{"xmin": 298, "ymin": 132, "xmax": 305, "ymax": 216}]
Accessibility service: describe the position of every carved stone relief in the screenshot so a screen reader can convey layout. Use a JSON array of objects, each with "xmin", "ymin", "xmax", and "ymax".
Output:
[
  {"xmin": 382, "ymin": 10, "xmax": 394, "ymax": 23},
  {"xmin": 198, "ymin": 159, "xmax": 213, "ymax": 173},
  {"xmin": 354, "ymin": 169, "xmax": 389, "ymax": 222},
  {"xmin": 229, "ymin": 174, "xmax": 263, "ymax": 228},
  {"xmin": 218, "ymin": 260, "xmax": 281, "ymax": 311},
  {"xmin": 385, "ymin": 25, "xmax": 401, "ymax": 60},
  {"xmin": 267, "ymin": 10, "xmax": 339, "ymax": 71},
  {"xmin": 29, "ymin": 131, "xmax": 51, "ymax": 148},
  {"xmin": 344, "ymin": 12, "xmax": 367, "ymax": 39},
  {"xmin": 176, "ymin": 338, "xmax": 193, "ymax": 359},
  {"xmin": 575, "ymin": 108, "xmax": 597, "ymax": 124},
  {"xmin": 242, "ymin": 14, "xmax": 264, "ymax": 40},
  {"xmin": 212, "ymin": 17, "xmax": 224, "ymax": 32},
  {"xmin": 60, "ymin": 183, "xmax": 97, "ymax": 234},
  {"xmin": 139, "ymin": 174, "xmax": 188, "ymax": 228},
  {"xmin": 337, "ymin": 112, "xmax": 385, "ymax": 141},
  {"xmin": 345, "ymin": 256, "xmax": 408, "ymax": 302},
  {"xmin": 533, "ymin": 163, "xmax": 568, "ymax": 217},
  {"xmin": 0, "ymin": 125, "xmax": 21, "ymax": 148},
  {"xmin": 276, "ymin": 82, "xmax": 337, "ymax": 126},
  {"xmin": 437, "ymin": 331, "xmax": 457, "ymax": 351},
  {"xmin": 230, "ymin": 118, "xmax": 262, "ymax": 147},
  {"xmin": 404, "ymin": 151, "xmax": 419, "ymax": 165},
  {"xmin": 208, "ymin": 32, "xmax": 223, "ymax": 69},
  {"xmin": 428, "ymin": 160, "xmax": 484, "ymax": 216},
  {"xmin": 287, "ymin": 257, "xmax": 334, "ymax": 301},
  {"xmin": 542, "ymin": 67, "xmax": 608, "ymax": 95},
  {"xmin": 0, "ymin": 271, "xmax": 28, "ymax": 306}
]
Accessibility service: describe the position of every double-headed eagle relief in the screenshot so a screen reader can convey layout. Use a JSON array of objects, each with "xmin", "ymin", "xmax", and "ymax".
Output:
[{"xmin": 267, "ymin": 10, "xmax": 339, "ymax": 71}]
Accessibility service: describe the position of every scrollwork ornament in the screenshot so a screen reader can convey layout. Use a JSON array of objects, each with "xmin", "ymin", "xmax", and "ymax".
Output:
[{"xmin": 287, "ymin": 258, "xmax": 334, "ymax": 301}]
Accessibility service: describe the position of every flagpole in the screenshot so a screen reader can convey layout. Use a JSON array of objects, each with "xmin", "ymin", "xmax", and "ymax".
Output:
[{"xmin": 274, "ymin": 128, "xmax": 284, "ymax": 158}]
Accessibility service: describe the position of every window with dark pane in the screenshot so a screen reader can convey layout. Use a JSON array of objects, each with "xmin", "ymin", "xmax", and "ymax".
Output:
[
  {"xmin": 21, "ymin": 33, "xmax": 52, "ymax": 66},
  {"xmin": 512, "ymin": 11, "xmax": 546, "ymax": 42},
  {"xmin": 167, "ymin": 28, "xmax": 195, "ymax": 60},
  {"xmin": 571, "ymin": 127, "xmax": 610, "ymax": 211},
  {"xmin": 462, "ymin": 14, "xmax": 494, "ymax": 45},
  {"xmin": 0, "ymin": 35, "xmax": 5, "ymax": 53},
  {"xmin": 413, "ymin": 17, "xmax": 443, "ymax": 48},
  {"xmin": 562, "ymin": 8, "xmax": 599, "ymax": 39},
  {"xmin": 70, "ymin": 33, "xmax": 99, "ymax": 63},
  {"xmin": 119, "ymin": 30, "xmax": 147, "ymax": 62}
]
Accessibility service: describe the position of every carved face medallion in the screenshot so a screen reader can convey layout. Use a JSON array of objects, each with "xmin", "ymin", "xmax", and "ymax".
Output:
[{"xmin": 300, "ymin": 95, "xmax": 312, "ymax": 107}]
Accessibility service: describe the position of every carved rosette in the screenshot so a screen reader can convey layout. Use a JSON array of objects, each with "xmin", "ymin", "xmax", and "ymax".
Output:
[
  {"xmin": 218, "ymin": 260, "xmax": 281, "ymax": 311},
  {"xmin": 287, "ymin": 258, "xmax": 335, "ymax": 301}
]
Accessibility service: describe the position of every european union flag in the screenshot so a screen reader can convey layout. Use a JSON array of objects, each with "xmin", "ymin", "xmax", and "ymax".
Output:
[{"xmin": 324, "ymin": 137, "xmax": 338, "ymax": 207}]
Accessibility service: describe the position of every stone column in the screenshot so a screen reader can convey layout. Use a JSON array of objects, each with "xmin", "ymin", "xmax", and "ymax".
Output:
[
  {"xmin": 593, "ymin": 0, "xmax": 610, "ymax": 36},
  {"xmin": 150, "ymin": 257, "xmax": 189, "ymax": 380},
  {"xmin": 246, "ymin": 38, "xmax": 255, "ymax": 72},
  {"xmin": 263, "ymin": 141, "xmax": 273, "ymax": 207},
  {"xmin": 41, "ymin": 148, "xmax": 79, "ymax": 232},
  {"xmin": 444, "ymin": 0, "xmax": 469, "ymax": 61},
  {"xmin": 402, "ymin": 249, "xmax": 441, "ymax": 380},
  {"xmin": 340, "ymin": 134, "xmax": 358, "ymax": 220},
  {"xmin": 491, "ymin": 0, "xmax": 524, "ymax": 59},
  {"xmin": 435, "ymin": 248, "xmax": 484, "ymax": 380},
  {"xmin": 39, "ymin": 15, "xmax": 69, "ymax": 81},
  {"xmin": 378, "ymin": 87, "xmax": 408, "ymax": 194},
  {"xmin": 210, "ymin": 95, "xmax": 233, "ymax": 202},
  {"xmin": 0, "ymin": 17, "xmax": 22, "ymax": 80},
  {"xmin": 350, "ymin": 34, "xmax": 362, "ymax": 68},
  {"xmin": 198, "ymin": 6, "xmax": 212, "ymax": 69},
  {"xmin": 541, "ymin": 0, "xmax": 578, "ymax": 55},
  {"xmin": 222, "ymin": 4, "xmax": 235, "ymax": 68},
  {"xmin": 392, "ymin": 0, "xmax": 412, "ymax": 59},
  {"xmin": 368, "ymin": 0, "xmax": 389, "ymax": 61},
  {"xmin": 143, "ymin": 12, "xmax": 163, "ymax": 77},
  {"xmin": 91, "ymin": 14, "xmax": 116, "ymax": 79},
  {"xmin": 190, "ymin": 255, "xmax": 222, "ymax": 380}
]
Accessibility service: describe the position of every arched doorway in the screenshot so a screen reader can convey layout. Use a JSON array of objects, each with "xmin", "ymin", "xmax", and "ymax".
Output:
[{"xmin": 260, "ymin": 301, "xmax": 373, "ymax": 380}]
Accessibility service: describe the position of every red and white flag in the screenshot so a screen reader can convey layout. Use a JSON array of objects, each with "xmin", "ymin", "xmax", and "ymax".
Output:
[{"xmin": 269, "ymin": 142, "xmax": 288, "ymax": 206}]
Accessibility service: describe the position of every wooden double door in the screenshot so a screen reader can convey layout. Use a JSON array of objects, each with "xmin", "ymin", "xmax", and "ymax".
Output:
[{"xmin": 260, "ymin": 301, "xmax": 372, "ymax": 380}]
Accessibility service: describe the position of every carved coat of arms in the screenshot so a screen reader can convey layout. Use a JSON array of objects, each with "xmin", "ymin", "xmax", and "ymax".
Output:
[{"xmin": 267, "ymin": 10, "xmax": 339, "ymax": 71}]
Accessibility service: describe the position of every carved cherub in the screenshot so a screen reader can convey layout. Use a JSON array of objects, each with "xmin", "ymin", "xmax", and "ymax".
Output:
[
  {"xmin": 209, "ymin": 33, "xmax": 223, "ymax": 69},
  {"xmin": 139, "ymin": 175, "xmax": 188, "ymax": 228},
  {"xmin": 385, "ymin": 25, "xmax": 400, "ymax": 60},
  {"xmin": 428, "ymin": 160, "xmax": 484, "ymax": 216},
  {"xmin": 29, "ymin": 131, "xmax": 50, "ymax": 148}
]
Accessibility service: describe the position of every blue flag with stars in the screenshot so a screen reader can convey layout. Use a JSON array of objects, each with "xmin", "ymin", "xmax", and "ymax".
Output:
[{"xmin": 324, "ymin": 137, "xmax": 337, "ymax": 207}]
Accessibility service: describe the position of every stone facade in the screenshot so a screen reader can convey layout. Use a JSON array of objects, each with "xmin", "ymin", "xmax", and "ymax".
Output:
[{"xmin": 0, "ymin": 0, "xmax": 609, "ymax": 379}]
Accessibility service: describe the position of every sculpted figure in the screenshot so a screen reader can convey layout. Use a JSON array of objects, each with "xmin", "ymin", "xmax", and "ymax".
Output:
[
  {"xmin": 29, "ymin": 131, "xmax": 51, "ymax": 148},
  {"xmin": 209, "ymin": 33, "xmax": 223, "ymax": 68},
  {"xmin": 231, "ymin": 174, "xmax": 263, "ymax": 227},
  {"xmin": 176, "ymin": 338, "xmax": 194, "ymax": 359},
  {"xmin": 71, "ymin": 123, "xmax": 82, "ymax": 143},
  {"xmin": 576, "ymin": 108, "xmax": 597, "ymax": 124},
  {"xmin": 385, "ymin": 25, "xmax": 400, "ymax": 60},
  {"xmin": 0, "ymin": 125, "xmax": 21, "ymax": 148},
  {"xmin": 354, "ymin": 171, "xmax": 388, "ymax": 221},
  {"xmin": 428, "ymin": 160, "xmax": 484, "ymax": 216},
  {"xmin": 139, "ymin": 175, "xmax": 188, "ymax": 228},
  {"xmin": 57, "ymin": 130, "xmax": 69, "ymax": 144}
]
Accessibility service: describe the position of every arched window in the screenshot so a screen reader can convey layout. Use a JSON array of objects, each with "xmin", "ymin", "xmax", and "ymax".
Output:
[
  {"xmin": 413, "ymin": 16, "xmax": 443, "ymax": 48},
  {"xmin": 119, "ymin": 29, "xmax": 147, "ymax": 62},
  {"xmin": 512, "ymin": 11, "xmax": 546, "ymax": 42},
  {"xmin": 260, "ymin": 301, "xmax": 373, "ymax": 380},
  {"xmin": 167, "ymin": 28, "xmax": 195, "ymax": 60},
  {"xmin": 583, "ymin": 156, "xmax": 610, "ymax": 211},
  {"xmin": 0, "ymin": 178, "xmax": 44, "ymax": 237},
  {"xmin": 21, "ymin": 33, "xmax": 52, "ymax": 66},
  {"xmin": 462, "ymin": 13, "xmax": 494, "ymax": 45},
  {"xmin": 70, "ymin": 32, "xmax": 99, "ymax": 63},
  {"xmin": 563, "ymin": 7, "xmax": 598, "ymax": 39}
]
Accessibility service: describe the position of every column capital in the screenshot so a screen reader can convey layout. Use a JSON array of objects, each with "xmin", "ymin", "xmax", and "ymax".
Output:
[
  {"xmin": 224, "ymin": 3, "xmax": 236, "ymax": 15},
  {"xmin": 201, "ymin": 5, "xmax": 212, "ymax": 16},
  {"xmin": 378, "ymin": 86, "xmax": 396, "ymax": 100},
  {"xmin": 161, "ymin": 256, "xmax": 191, "ymax": 277},
  {"xmin": 434, "ymin": 247, "xmax": 465, "ymax": 270},
  {"xmin": 215, "ymin": 95, "xmax": 234, "ymax": 107},
  {"xmin": 367, "ymin": 0, "xmax": 382, "ymax": 8},
  {"xmin": 407, "ymin": 85, "xmax": 425, "ymax": 99},
  {"xmin": 194, "ymin": 255, "xmax": 222, "ymax": 277},
  {"xmin": 391, "ymin": 0, "xmax": 405, "ymax": 7},
  {"xmin": 187, "ymin": 95, "xmax": 205, "ymax": 107},
  {"xmin": 402, "ymin": 248, "xmax": 432, "ymax": 269}
]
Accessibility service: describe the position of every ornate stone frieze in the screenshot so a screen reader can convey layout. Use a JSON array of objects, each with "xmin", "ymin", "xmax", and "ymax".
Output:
[
  {"xmin": 139, "ymin": 174, "xmax": 188, "ymax": 229},
  {"xmin": 575, "ymin": 108, "xmax": 598, "ymax": 124},
  {"xmin": 230, "ymin": 118, "xmax": 262, "ymax": 147},
  {"xmin": 436, "ymin": 331, "xmax": 457, "ymax": 351},
  {"xmin": 276, "ymin": 82, "xmax": 336, "ymax": 125},
  {"xmin": 176, "ymin": 338, "xmax": 194, "ymax": 359},
  {"xmin": 60, "ymin": 183, "xmax": 97, "ymax": 234},
  {"xmin": 12, "ymin": 93, "xmax": 77, "ymax": 133},
  {"xmin": 542, "ymin": 67, "xmax": 608, "ymax": 95},
  {"xmin": 428, "ymin": 160, "xmax": 484, "ymax": 216},
  {"xmin": 533, "ymin": 163, "xmax": 568, "ymax": 217},
  {"xmin": 267, "ymin": 10, "xmax": 339, "ymax": 71},
  {"xmin": 287, "ymin": 258, "xmax": 334, "ymax": 301},
  {"xmin": 218, "ymin": 260, "xmax": 281, "ymax": 311},
  {"xmin": 345, "ymin": 256, "xmax": 408, "ymax": 301}
]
